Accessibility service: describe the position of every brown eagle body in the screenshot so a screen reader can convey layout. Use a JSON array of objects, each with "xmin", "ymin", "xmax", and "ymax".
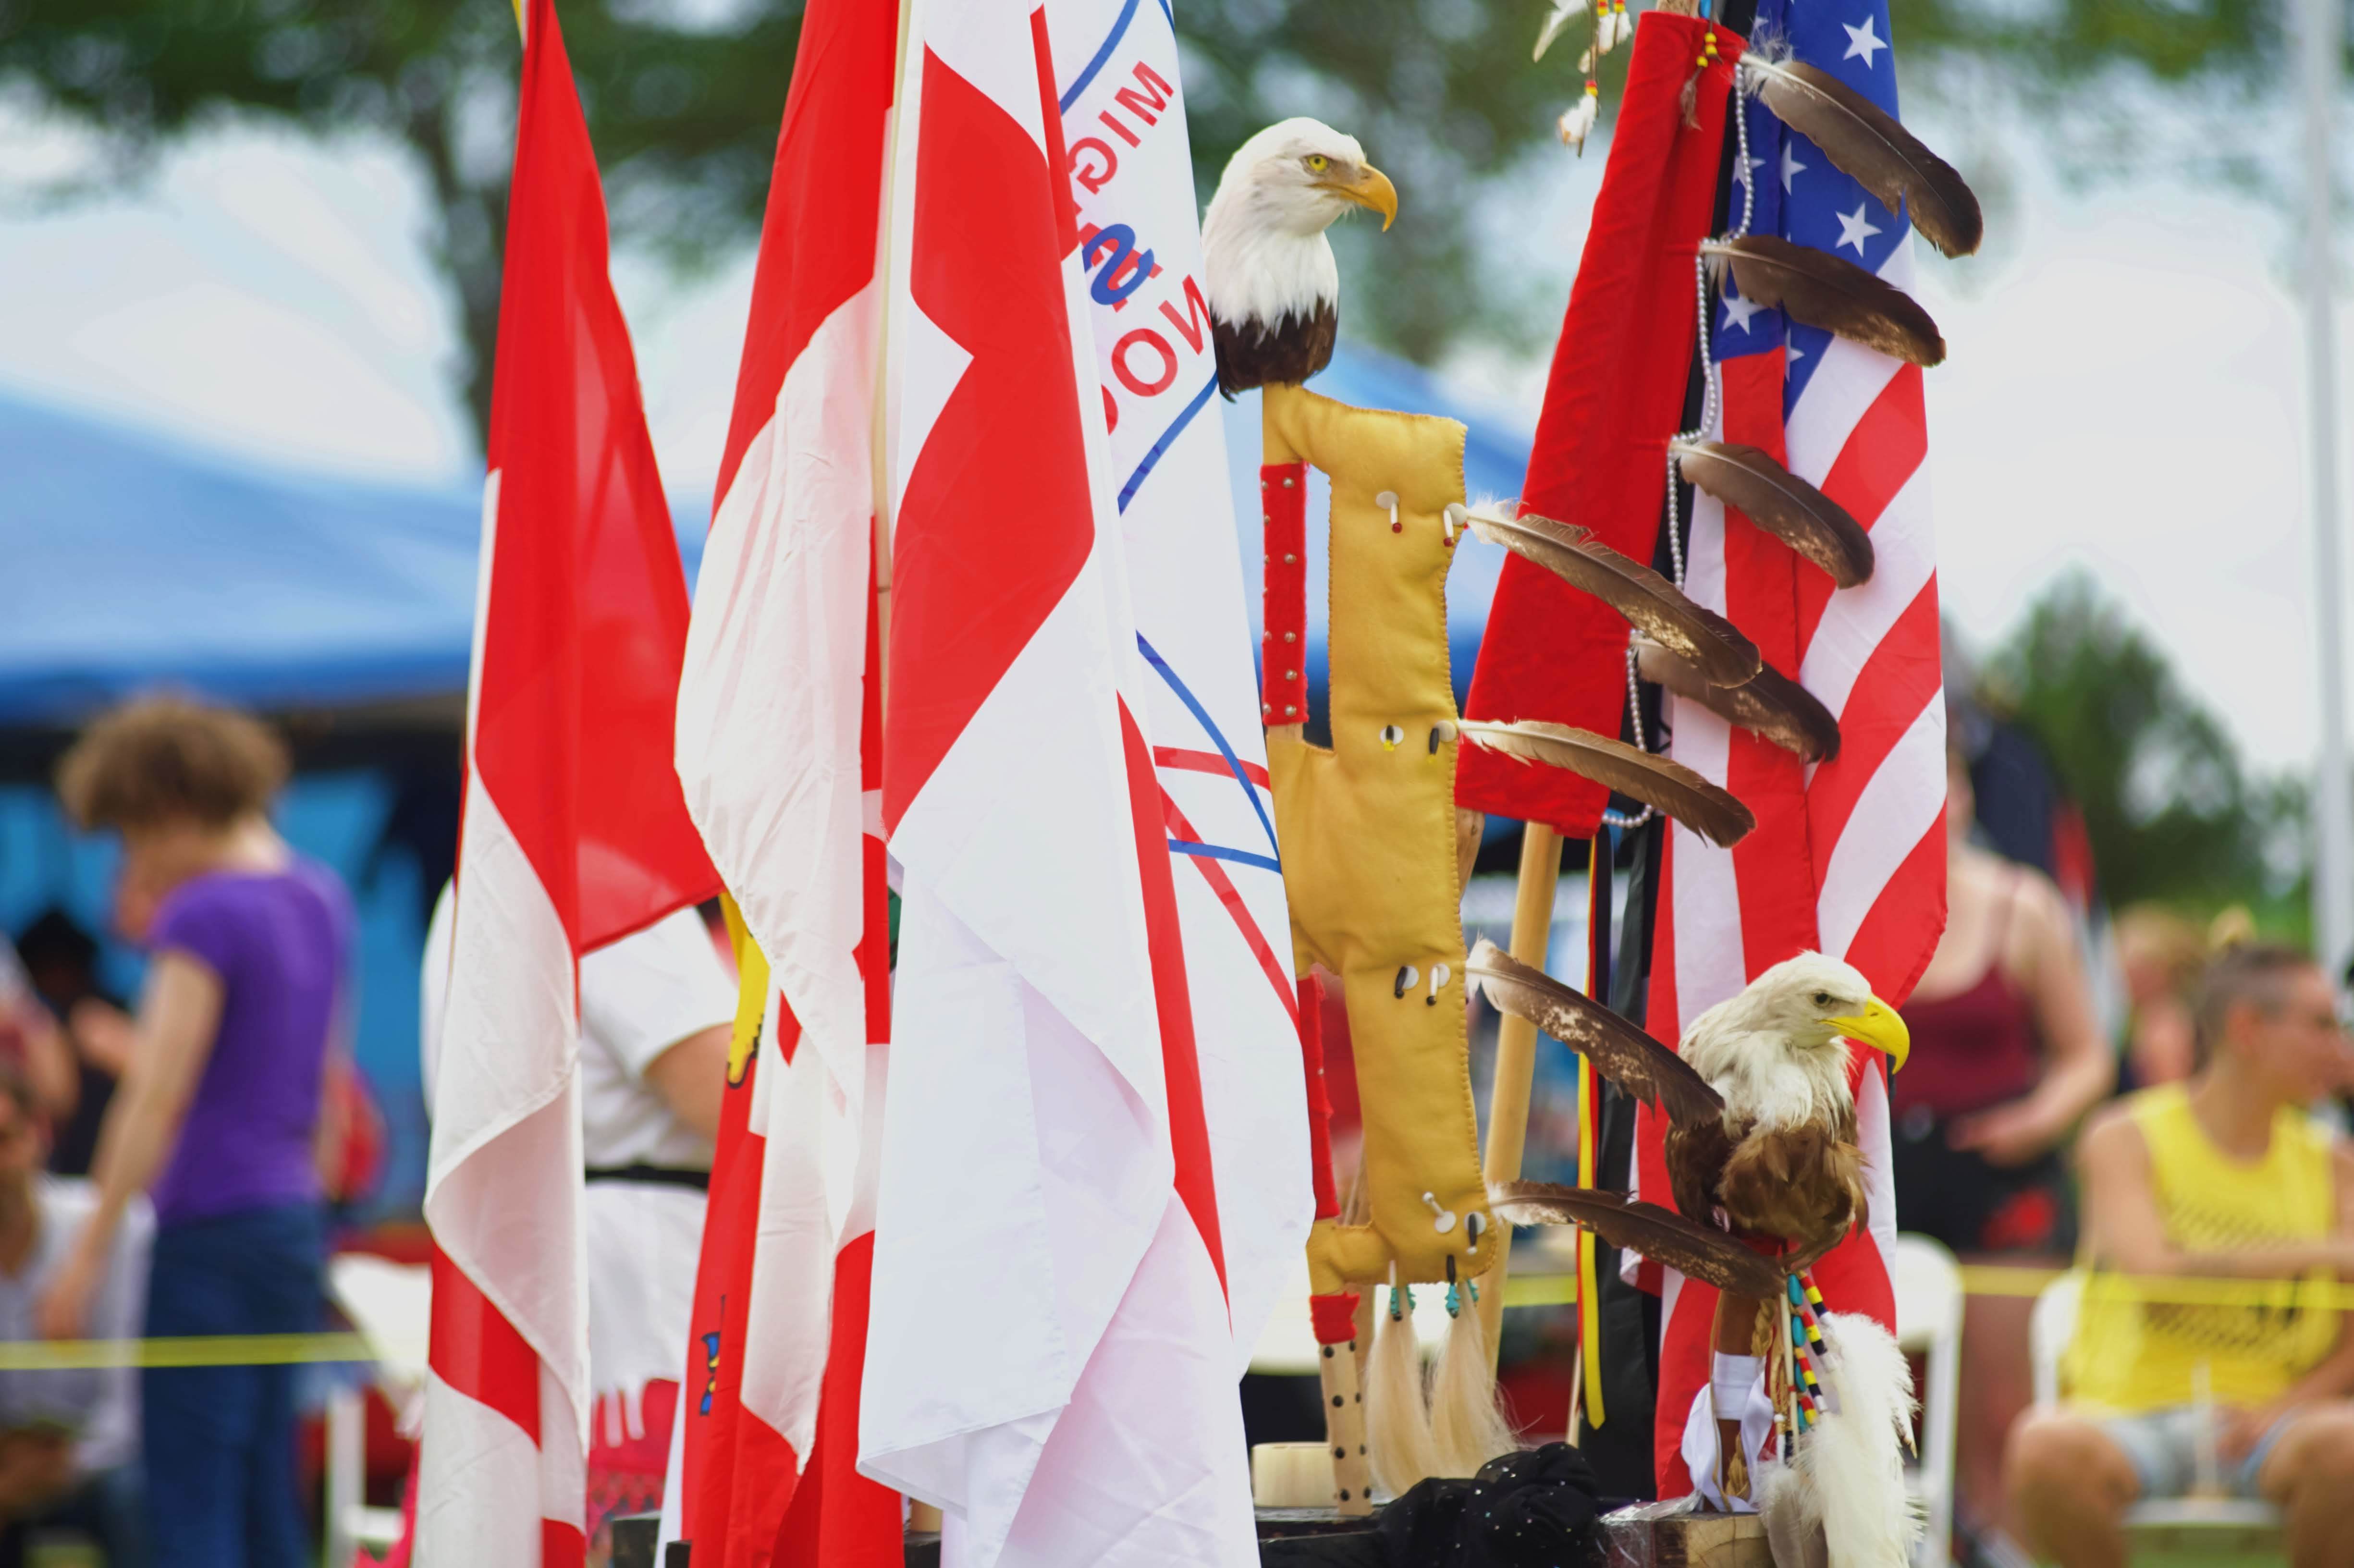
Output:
[
  {"xmin": 1213, "ymin": 299, "xmax": 1338, "ymax": 397},
  {"xmin": 1664, "ymin": 1103, "xmax": 1869, "ymax": 1271}
]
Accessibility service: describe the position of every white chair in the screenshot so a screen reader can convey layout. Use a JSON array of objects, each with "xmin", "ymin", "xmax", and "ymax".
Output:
[
  {"xmin": 1891, "ymin": 1234, "xmax": 1962, "ymax": 1568},
  {"xmin": 2026, "ymin": 1271, "xmax": 2284, "ymax": 1558},
  {"xmin": 324, "ymin": 1254, "xmax": 432, "ymax": 1568}
]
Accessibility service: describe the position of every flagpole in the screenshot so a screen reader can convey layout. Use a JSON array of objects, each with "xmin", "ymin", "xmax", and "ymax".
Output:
[
  {"xmin": 2299, "ymin": 0, "xmax": 2353, "ymax": 981},
  {"xmin": 1473, "ymin": 823, "xmax": 1562, "ymax": 1365}
]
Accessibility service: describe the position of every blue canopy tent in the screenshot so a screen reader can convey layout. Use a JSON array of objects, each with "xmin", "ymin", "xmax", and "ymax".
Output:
[{"xmin": 0, "ymin": 351, "xmax": 1533, "ymax": 1213}]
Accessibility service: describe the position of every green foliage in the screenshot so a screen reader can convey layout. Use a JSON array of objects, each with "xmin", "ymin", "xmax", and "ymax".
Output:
[
  {"xmin": 0, "ymin": 0, "xmax": 2301, "ymax": 438},
  {"xmin": 1982, "ymin": 570, "xmax": 2305, "ymax": 915}
]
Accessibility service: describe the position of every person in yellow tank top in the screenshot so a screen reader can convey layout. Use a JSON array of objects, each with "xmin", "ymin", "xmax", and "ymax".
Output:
[{"xmin": 2007, "ymin": 943, "xmax": 2354, "ymax": 1568}]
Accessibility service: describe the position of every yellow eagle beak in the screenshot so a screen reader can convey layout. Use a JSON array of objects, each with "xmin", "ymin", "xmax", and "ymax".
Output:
[
  {"xmin": 1826, "ymin": 996, "xmax": 1909, "ymax": 1074},
  {"xmin": 1320, "ymin": 164, "xmax": 1398, "ymax": 231}
]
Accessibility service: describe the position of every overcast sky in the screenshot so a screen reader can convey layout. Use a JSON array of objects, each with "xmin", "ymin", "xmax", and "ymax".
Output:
[{"xmin": 1, "ymin": 95, "xmax": 2343, "ymax": 776}]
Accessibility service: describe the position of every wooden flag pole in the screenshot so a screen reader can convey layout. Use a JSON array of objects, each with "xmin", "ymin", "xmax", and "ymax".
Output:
[{"xmin": 1473, "ymin": 823, "xmax": 1563, "ymax": 1366}]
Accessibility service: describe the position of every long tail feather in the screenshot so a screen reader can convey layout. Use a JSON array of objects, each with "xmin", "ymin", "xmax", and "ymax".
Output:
[
  {"xmin": 1669, "ymin": 438, "xmax": 1874, "ymax": 588},
  {"xmin": 1458, "ymin": 720, "xmax": 1756, "ymax": 847},
  {"xmin": 1700, "ymin": 234, "xmax": 1944, "ymax": 367},
  {"xmin": 1740, "ymin": 57, "xmax": 1982, "ymax": 257},
  {"xmin": 1457, "ymin": 503, "xmax": 1761, "ymax": 686},
  {"xmin": 1635, "ymin": 636, "xmax": 1841, "ymax": 762}
]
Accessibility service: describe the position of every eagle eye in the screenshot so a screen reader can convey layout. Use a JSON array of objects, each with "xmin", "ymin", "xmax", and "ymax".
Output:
[
  {"xmin": 1813, "ymin": 991, "xmax": 1833, "ymax": 1008},
  {"xmin": 1304, "ymin": 153, "xmax": 1330, "ymax": 172}
]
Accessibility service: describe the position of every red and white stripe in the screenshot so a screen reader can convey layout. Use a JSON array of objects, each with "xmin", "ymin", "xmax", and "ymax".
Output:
[
  {"xmin": 421, "ymin": 1, "xmax": 717, "ymax": 1557},
  {"xmin": 1637, "ymin": 246, "xmax": 1943, "ymax": 1497},
  {"xmin": 860, "ymin": 4, "xmax": 1255, "ymax": 1562},
  {"xmin": 666, "ymin": 0, "xmax": 903, "ymax": 1556}
]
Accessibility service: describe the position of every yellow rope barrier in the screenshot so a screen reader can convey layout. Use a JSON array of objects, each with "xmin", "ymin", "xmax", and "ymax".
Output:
[
  {"xmin": 1499, "ymin": 1263, "xmax": 2354, "ymax": 1311},
  {"xmin": 0, "ymin": 1333, "xmax": 384, "ymax": 1371}
]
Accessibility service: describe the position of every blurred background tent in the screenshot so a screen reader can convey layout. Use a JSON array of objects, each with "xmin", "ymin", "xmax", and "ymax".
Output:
[{"xmin": 0, "ymin": 348, "xmax": 1532, "ymax": 1214}]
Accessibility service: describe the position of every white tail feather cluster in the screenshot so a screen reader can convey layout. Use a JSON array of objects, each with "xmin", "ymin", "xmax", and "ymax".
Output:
[{"xmin": 1761, "ymin": 1311, "xmax": 1922, "ymax": 1568}]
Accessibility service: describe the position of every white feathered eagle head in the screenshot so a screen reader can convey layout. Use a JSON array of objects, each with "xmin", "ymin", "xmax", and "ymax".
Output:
[{"xmin": 1201, "ymin": 118, "xmax": 1396, "ymax": 392}]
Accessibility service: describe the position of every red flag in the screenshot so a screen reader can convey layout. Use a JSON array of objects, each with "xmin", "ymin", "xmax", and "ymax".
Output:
[
  {"xmin": 418, "ymin": 0, "xmax": 716, "ymax": 1559},
  {"xmin": 1456, "ymin": 16, "xmax": 1737, "ymax": 835}
]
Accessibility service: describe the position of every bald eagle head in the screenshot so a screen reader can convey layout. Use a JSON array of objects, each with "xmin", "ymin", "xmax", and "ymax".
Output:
[
  {"xmin": 1680, "ymin": 952, "xmax": 1910, "ymax": 1131},
  {"xmin": 1201, "ymin": 118, "xmax": 1398, "ymax": 395}
]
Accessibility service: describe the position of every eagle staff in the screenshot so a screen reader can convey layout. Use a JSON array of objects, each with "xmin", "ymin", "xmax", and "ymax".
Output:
[{"xmin": 1474, "ymin": 942, "xmax": 1923, "ymax": 1565}]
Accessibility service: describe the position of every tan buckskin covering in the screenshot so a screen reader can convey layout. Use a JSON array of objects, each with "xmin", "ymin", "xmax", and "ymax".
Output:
[{"xmin": 1262, "ymin": 382, "xmax": 1496, "ymax": 1294}]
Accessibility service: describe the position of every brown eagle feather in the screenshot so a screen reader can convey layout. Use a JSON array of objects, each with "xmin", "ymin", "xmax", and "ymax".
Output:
[
  {"xmin": 1466, "ymin": 938, "xmax": 1724, "ymax": 1124},
  {"xmin": 1457, "ymin": 505, "xmax": 1760, "ymax": 686},
  {"xmin": 1457, "ymin": 721, "xmax": 1756, "ymax": 848},
  {"xmin": 1488, "ymin": 1185, "xmax": 1788, "ymax": 1299},
  {"xmin": 1635, "ymin": 636, "xmax": 1841, "ymax": 763},
  {"xmin": 1700, "ymin": 234, "xmax": 1944, "ymax": 368}
]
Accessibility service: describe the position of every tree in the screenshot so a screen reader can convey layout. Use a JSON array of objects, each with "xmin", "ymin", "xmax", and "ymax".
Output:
[
  {"xmin": 0, "ymin": 0, "xmax": 2297, "ymax": 444},
  {"xmin": 1981, "ymin": 570, "xmax": 2305, "ymax": 914}
]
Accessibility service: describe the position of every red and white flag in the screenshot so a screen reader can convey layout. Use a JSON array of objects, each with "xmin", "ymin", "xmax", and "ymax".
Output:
[
  {"xmin": 420, "ymin": 0, "xmax": 718, "ymax": 1558},
  {"xmin": 665, "ymin": 0, "xmax": 902, "ymax": 1559},
  {"xmin": 1637, "ymin": 0, "xmax": 1943, "ymax": 1497},
  {"xmin": 860, "ymin": 3, "xmax": 1259, "ymax": 1562}
]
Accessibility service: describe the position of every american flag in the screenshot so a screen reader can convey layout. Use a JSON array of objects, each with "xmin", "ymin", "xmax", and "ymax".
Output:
[{"xmin": 1636, "ymin": 0, "xmax": 1947, "ymax": 1497}]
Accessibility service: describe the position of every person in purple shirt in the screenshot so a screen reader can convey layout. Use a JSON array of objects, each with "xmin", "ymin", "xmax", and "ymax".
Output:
[{"xmin": 38, "ymin": 697, "xmax": 351, "ymax": 1568}]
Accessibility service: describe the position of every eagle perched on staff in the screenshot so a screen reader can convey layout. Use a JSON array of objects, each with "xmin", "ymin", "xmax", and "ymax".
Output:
[
  {"xmin": 1201, "ymin": 117, "xmax": 1398, "ymax": 395},
  {"xmin": 1469, "ymin": 943, "xmax": 1907, "ymax": 1276}
]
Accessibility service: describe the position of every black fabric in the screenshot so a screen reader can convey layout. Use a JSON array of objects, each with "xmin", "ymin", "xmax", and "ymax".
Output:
[
  {"xmin": 583, "ymin": 1164, "xmax": 711, "ymax": 1193},
  {"xmin": 1373, "ymin": 1443, "xmax": 1604, "ymax": 1568},
  {"xmin": 1890, "ymin": 1108, "xmax": 2075, "ymax": 1256},
  {"xmin": 1576, "ymin": 1081, "xmax": 1663, "ymax": 1499}
]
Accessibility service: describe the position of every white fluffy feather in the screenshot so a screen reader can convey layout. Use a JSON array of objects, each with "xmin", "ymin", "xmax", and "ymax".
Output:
[
  {"xmin": 1679, "ymin": 952, "xmax": 1872, "ymax": 1131},
  {"xmin": 1201, "ymin": 118, "xmax": 1367, "ymax": 337},
  {"xmin": 1762, "ymin": 1311, "xmax": 1923, "ymax": 1568}
]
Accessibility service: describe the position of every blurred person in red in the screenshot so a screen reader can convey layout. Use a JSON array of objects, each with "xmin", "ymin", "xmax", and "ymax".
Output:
[
  {"xmin": 0, "ymin": 1061, "xmax": 148, "ymax": 1566},
  {"xmin": 37, "ymin": 697, "xmax": 351, "ymax": 1568},
  {"xmin": 1894, "ymin": 745, "xmax": 2115, "ymax": 1543},
  {"xmin": 421, "ymin": 883, "xmax": 732, "ymax": 1565}
]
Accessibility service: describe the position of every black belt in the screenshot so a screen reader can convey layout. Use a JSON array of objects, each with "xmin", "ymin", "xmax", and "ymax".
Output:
[{"xmin": 583, "ymin": 1164, "xmax": 711, "ymax": 1193}]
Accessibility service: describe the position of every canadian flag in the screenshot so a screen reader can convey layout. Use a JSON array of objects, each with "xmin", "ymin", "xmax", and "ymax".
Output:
[
  {"xmin": 419, "ymin": 0, "xmax": 718, "ymax": 1560},
  {"xmin": 665, "ymin": 0, "xmax": 902, "ymax": 1559},
  {"xmin": 855, "ymin": 3, "xmax": 1265, "ymax": 1563}
]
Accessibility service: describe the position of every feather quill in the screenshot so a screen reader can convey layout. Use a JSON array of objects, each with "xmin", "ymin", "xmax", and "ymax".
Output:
[
  {"xmin": 1669, "ymin": 439, "xmax": 1874, "ymax": 588},
  {"xmin": 1458, "ymin": 720, "xmax": 1756, "ymax": 847},
  {"xmin": 1635, "ymin": 636, "xmax": 1841, "ymax": 762},
  {"xmin": 1741, "ymin": 57, "xmax": 1982, "ymax": 257},
  {"xmin": 1458, "ymin": 504, "xmax": 1760, "ymax": 686},
  {"xmin": 1488, "ymin": 1185, "xmax": 1787, "ymax": 1298},
  {"xmin": 1700, "ymin": 234, "xmax": 1944, "ymax": 367},
  {"xmin": 1467, "ymin": 938, "xmax": 1725, "ymax": 1124}
]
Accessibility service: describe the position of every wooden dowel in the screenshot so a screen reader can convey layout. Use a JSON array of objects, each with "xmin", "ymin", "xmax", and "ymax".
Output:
[{"xmin": 1474, "ymin": 823, "xmax": 1563, "ymax": 1366}]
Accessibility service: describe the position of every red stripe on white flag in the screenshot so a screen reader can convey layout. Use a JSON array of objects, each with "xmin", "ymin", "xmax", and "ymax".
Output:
[
  {"xmin": 422, "ymin": 0, "xmax": 716, "ymax": 1557},
  {"xmin": 864, "ymin": 6, "xmax": 1256, "ymax": 1561}
]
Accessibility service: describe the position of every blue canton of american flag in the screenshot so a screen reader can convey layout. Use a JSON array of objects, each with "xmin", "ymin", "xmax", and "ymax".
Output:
[{"xmin": 1641, "ymin": 0, "xmax": 1950, "ymax": 1503}]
